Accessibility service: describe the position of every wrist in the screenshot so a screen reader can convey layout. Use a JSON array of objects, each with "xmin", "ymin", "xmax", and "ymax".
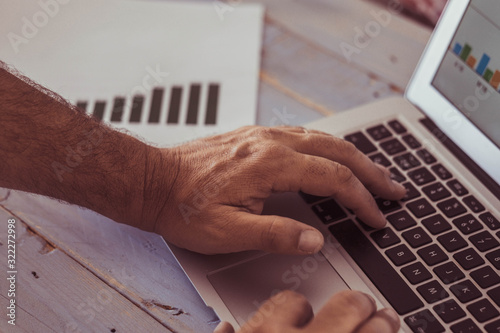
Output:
[{"xmin": 138, "ymin": 145, "xmax": 180, "ymax": 234}]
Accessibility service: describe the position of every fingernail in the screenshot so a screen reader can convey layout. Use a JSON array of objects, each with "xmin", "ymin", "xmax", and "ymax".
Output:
[
  {"xmin": 380, "ymin": 308, "xmax": 400, "ymax": 328},
  {"xmin": 378, "ymin": 211, "xmax": 387, "ymax": 227},
  {"xmin": 362, "ymin": 292, "xmax": 377, "ymax": 309},
  {"xmin": 298, "ymin": 230, "xmax": 323, "ymax": 253}
]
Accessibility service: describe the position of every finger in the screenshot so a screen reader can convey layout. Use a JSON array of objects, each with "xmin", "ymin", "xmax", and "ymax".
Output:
[
  {"xmin": 264, "ymin": 291, "xmax": 314, "ymax": 327},
  {"xmin": 290, "ymin": 133, "xmax": 407, "ymax": 200},
  {"xmin": 228, "ymin": 211, "xmax": 324, "ymax": 254},
  {"xmin": 356, "ymin": 308, "xmax": 400, "ymax": 333},
  {"xmin": 214, "ymin": 321, "xmax": 235, "ymax": 333},
  {"xmin": 306, "ymin": 290, "xmax": 377, "ymax": 332},
  {"xmin": 239, "ymin": 290, "xmax": 313, "ymax": 332},
  {"xmin": 273, "ymin": 154, "xmax": 387, "ymax": 228}
]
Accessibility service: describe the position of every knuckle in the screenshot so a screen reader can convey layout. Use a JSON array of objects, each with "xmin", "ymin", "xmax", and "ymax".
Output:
[
  {"xmin": 256, "ymin": 142, "xmax": 289, "ymax": 160},
  {"xmin": 333, "ymin": 163, "xmax": 355, "ymax": 186},
  {"xmin": 337, "ymin": 139, "xmax": 359, "ymax": 158},
  {"xmin": 260, "ymin": 216, "xmax": 280, "ymax": 249},
  {"xmin": 251, "ymin": 126, "xmax": 283, "ymax": 140}
]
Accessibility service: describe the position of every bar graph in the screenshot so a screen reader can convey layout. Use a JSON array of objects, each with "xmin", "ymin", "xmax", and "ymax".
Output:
[
  {"xmin": 76, "ymin": 83, "xmax": 221, "ymax": 126},
  {"xmin": 452, "ymin": 42, "xmax": 500, "ymax": 91}
]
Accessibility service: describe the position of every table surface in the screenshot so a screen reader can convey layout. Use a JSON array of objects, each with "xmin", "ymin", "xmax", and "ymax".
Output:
[{"xmin": 0, "ymin": 1, "xmax": 432, "ymax": 332}]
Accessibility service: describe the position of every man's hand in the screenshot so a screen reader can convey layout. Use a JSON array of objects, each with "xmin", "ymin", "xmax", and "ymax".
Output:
[
  {"xmin": 147, "ymin": 126, "xmax": 406, "ymax": 255},
  {"xmin": 214, "ymin": 290, "xmax": 400, "ymax": 333},
  {"xmin": 0, "ymin": 65, "xmax": 405, "ymax": 256}
]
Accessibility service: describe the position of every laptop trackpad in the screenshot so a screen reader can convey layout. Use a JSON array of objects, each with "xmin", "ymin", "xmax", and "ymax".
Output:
[{"xmin": 207, "ymin": 252, "xmax": 349, "ymax": 326}]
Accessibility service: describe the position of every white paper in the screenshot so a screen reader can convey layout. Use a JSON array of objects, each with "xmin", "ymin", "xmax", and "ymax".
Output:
[{"xmin": 0, "ymin": 0, "xmax": 263, "ymax": 146}]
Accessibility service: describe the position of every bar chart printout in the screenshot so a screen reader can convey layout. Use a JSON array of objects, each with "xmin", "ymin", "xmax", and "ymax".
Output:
[
  {"xmin": 75, "ymin": 82, "xmax": 226, "ymax": 145},
  {"xmin": 452, "ymin": 42, "xmax": 500, "ymax": 90}
]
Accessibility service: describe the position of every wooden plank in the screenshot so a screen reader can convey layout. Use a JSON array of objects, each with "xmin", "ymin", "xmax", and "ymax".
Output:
[
  {"xmin": 260, "ymin": 22, "xmax": 401, "ymax": 114},
  {"xmin": 252, "ymin": 0, "xmax": 432, "ymax": 89},
  {"xmin": 257, "ymin": 80, "xmax": 325, "ymax": 126},
  {"xmin": 1, "ymin": 191, "xmax": 218, "ymax": 333},
  {"xmin": 0, "ymin": 206, "xmax": 171, "ymax": 333}
]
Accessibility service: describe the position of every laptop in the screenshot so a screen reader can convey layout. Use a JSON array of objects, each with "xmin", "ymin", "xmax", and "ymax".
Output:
[{"xmin": 166, "ymin": 0, "xmax": 500, "ymax": 331}]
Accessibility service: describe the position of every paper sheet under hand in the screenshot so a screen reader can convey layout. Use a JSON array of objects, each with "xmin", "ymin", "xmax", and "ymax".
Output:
[{"xmin": 0, "ymin": 0, "xmax": 263, "ymax": 146}]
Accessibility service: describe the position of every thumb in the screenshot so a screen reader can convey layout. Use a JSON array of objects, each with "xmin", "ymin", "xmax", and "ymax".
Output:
[{"xmin": 234, "ymin": 213, "xmax": 324, "ymax": 254}]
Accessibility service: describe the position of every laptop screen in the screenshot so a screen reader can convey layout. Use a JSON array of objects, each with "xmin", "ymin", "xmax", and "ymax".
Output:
[{"xmin": 432, "ymin": 0, "xmax": 500, "ymax": 148}]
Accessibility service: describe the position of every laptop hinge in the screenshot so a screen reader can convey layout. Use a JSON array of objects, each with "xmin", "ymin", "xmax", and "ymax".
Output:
[{"xmin": 420, "ymin": 118, "xmax": 500, "ymax": 202}]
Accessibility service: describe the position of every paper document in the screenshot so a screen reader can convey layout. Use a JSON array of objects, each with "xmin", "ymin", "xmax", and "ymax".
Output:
[{"xmin": 0, "ymin": 0, "xmax": 264, "ymax": 145}]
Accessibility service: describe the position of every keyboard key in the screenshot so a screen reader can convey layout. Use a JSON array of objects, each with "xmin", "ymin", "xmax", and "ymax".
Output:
[
  {"xmin": 371, "ymin": 228, "xmax": 400, "ymax": 248},
  {"xmin": 450, "ymin": 280, "xmax": 482, "ymax": 303},
  {"xmin": 402, "ymin": 134, "xmax": 421, "ymax": 149},
  {"xmin": 463, "ymin": 195, "xmax": 485, "ymax": 213},
  {"xmin": 402, "ymin": 182, "xmax": 420, "ymax": 202},
  {"xmin": 447, "ymin": 179, "xmax": 469, "ymax": 196},
  {"xmin": 453, "ymin": 214, "xmax": 483, "ymax": 235},
  {"xmin": 467, "ymin": 298, "xmax": 499, "ymax": 323},
  {"xmin": 409, "ymin": 167, "xmax": 436, "ymax": 186},
  {"xmin": 432, "ymin": 164, "xmax": 453, "ymax": 180},
  {"xmin": 417, "ymin": 148, "xmax": 437, "ymax": 164},
  {"xmin": 469, "ymin": 231, "xmax": 499, "ymax": 252},
  {"xmin": 434, "ymin": 262, "xmax": 465, "ymax": 284},
  {"xmin": 387, "ymin": 211, "xmax": 416, "ymax": 230},
  {"xmin": 403, "ymin": 227, "xmax": 432, "ymax": 248},
  {"xmin": 375, "ymin": 198, "xmax": 401, "ymax": 215},
  {"xmin": 471, "ymin": 266, "xmax": 500, "ymax": 288},
  {"xmin": 385, "ymin": 244, "xmax": 416, "ymax": 266},
  {"xmin": 380, "ymin": 138, "xmax": 406, "ymax": 155},
  {"xmin": 405, "ymin": 310, "xmax": 445, "ymax": 333},
  {"xmin": 344, "ymin": 132, "xmax": 377, "ymax": 154},
  {"xmin": 417, "ymin": 280, "xmax": 449, "ymax": 304},
  {"xmin": 369, "ymin": 152, "xmax": 391, "ymax": 167},
  {"xmin": 299, "ymin": 191, "xmax": 327, "ymax": 204},
  {"xmin": 438, "ymin": 231, "xmax": 467, "ymax": 252},
  {"xmin": 366, "ymin": 124, "xmax": 392, "ymax": 141},
  {"xmin": 407, "ymin": 198, "xmax": 436, "ymax": 218},
  {"xmin": 312, "ymin": 199, "xmax": 347, "ymax": 224},
  {"xmin": 487, "ymin": 286, "xmax": 500, "ymax": 307},
  {"xmin": 480, "ymin": 212, "xmax": 500, "ymax": 231},
  {"xmin": 417, "ymin": 244, "xmax": 448, "ymax": 266},
  {"xmin": 437, "ymin": 198, "xmax": 467, "ymax": 218},
  {"xmin": 486, "ymin": 249, "xmax": 500, "ymax": 269},
  {"xmin": 422, "ymin": 214, "xmax": 452, "ymax": 235},
  {"xmin": 423, "ymin": 182, "xmax": 452, "ymax": 202},
  {"xmin": 485, "ymin": 319, "xmax": 500, "ymax": 333},
  {"xmin": 388, "ymin": 120, "xmax": 406, "ymax": 134},
  {"xmin": 389, "ymin": 167, "xmax": 406, "ymax": 183},
  {"xmin": 454, "ymin": 248, "xmax": 484, "ymax": 270},
  {"xmin": 329, "ymin": 220, "xmax": 424, "ymax": 314},
  {"xmin": 401, "ymin": 262, "xmax": 432, "ymax": 284},
  {"xmin": 433, "ymin": 299, "xmax": 466, "ymax": 323},
  {"xmin": 394, "ymin": 153, "xmax": 421, "ymax": 170},
  {"xmin": 451, "ymin": 319, "xmax": 481, "ymax": 333}
]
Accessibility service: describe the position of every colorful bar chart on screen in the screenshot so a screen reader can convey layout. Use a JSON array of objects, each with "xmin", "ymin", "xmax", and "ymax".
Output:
[{"xmin": 452, "ymin": 42, "xmax": 500, "ymax": 91}]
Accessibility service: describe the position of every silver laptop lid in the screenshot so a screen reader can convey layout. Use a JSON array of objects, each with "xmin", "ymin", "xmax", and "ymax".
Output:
[{"xmin": 406, "ymin": 0, "xmax": 500, "ymax": 185}]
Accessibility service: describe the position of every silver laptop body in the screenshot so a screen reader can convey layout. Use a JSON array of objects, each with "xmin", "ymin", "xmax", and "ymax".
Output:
[{"xmin": 167, "ymin": 0, "xmax": 500, "ymax": 331}]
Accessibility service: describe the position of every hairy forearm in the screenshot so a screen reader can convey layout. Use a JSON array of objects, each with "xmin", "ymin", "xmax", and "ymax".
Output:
[{"xmin": 0, "ymin": 65, "xmax": 164, "ymax": 232}]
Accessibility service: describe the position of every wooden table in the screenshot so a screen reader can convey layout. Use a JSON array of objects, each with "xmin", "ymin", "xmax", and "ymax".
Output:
[{"xmin": 0, "ymin": 1, "xmax": 432, "ymax": 331}]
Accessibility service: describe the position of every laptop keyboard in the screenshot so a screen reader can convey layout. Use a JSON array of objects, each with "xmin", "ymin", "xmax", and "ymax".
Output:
[{"xmin": 300, "ymin": 119, "xmax": 500, "ymax": 333}]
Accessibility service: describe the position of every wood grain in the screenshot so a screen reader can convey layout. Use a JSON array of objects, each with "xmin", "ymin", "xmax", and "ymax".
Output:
[{"xmin": 0, "ymin": 206, "xmax": 172, "ymax": 333}]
